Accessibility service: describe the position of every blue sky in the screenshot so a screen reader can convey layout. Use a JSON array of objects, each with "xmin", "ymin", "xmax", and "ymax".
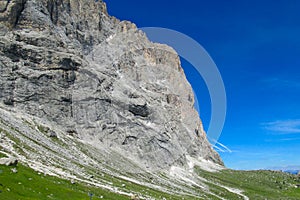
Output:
[{"xmin": 106, "ymin": 0, "xmax": 300, "ymax": 170}]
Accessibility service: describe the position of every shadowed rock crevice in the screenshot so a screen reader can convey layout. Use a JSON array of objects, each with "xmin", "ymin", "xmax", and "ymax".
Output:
[
  {"xmin": 122, "ymin": 136, "xmax": 137, "ymax": 145},
  {"xmin": 13, "ymin": 0, "xmax": 26, "ymax": 27},
  {"xmin": 128, "ymin": 104, "xmax": 150, "ymax": 118}
]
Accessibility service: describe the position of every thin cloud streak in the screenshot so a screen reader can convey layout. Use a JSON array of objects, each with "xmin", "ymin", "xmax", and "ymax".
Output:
[
  {"xmin": 262, "ymin": 119, "xmax": 300, "ymax": 134},
  {"xmin": 279, "ymin": 137, "xmax": 300, "ymax": 141},
  {"xmin": 265, "ymin": 137, "xmax": 300, "ymax": 142},
  {"xmin": 213, "ymin": 141, "xmax": 232, "ymax": 153}
]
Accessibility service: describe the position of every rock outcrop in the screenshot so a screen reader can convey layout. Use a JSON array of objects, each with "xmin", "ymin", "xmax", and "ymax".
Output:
[
  {"xmin": 0, "ymin": 0, "xmax": 222, "ymax": 172},
  {"xmin": 0, "ymin": 157, "xmax": 18, "ymax": 166}
]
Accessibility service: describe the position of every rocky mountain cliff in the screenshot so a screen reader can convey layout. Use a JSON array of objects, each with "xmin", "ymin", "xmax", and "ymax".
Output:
[
  {"xmin": 0, "ymin": 0, "xmax": 221, "ymax": 168},
  {"xmin": 0, "ymin": 0, "xmax": 224, "ymax": 198}
]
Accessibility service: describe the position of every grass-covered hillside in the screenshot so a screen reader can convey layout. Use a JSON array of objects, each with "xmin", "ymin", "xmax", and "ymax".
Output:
[
  {"xmin": 195, "ymin": 167, "xmax": 300, "ymax": 200},
  {"xmin": 1, "ymin": 160, "xmax": 300, "ymax": 200},
  {"xmin": 0, "ymin": 163, "xmax": 127, "ymax": 200}
]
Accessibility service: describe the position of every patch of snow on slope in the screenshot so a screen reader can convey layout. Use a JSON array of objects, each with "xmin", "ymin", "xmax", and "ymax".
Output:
[
  {"xmin": 186, "ymin": 155, "xmax": 224, "ymax": 172},
  {"xmin": 169, "ymin": 166, "xmax": 206, "ymax": 189},
  {"xmin": 221, "ymin": 185, "xmax": 249, "ymax": 200}
]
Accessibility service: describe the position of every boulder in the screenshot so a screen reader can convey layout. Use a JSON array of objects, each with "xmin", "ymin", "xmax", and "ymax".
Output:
[{"xmin": 0, "ymin": 157, "xmax": 18, "ymax": 166}]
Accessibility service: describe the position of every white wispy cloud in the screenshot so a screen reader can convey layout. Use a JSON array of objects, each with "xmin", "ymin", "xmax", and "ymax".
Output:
[
  {"xmin": 279, "ymin": 137, "xmax": 300, "ymax": 141},
  {"xmin": 213, "ymin": 141, "xmax": 232, "ymax": 153},
  {"xmin": 265, "ymin": 137, "xmax": 300, "ymax": 142},
  {"xmin": 267, "ymin": 165, "xmax": 300, "ymax": 171},
  {"xmin": 262, "ymin": 119, "xmax": 300, "ymax": 134}
]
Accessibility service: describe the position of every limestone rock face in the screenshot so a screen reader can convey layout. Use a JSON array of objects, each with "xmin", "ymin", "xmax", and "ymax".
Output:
[{"xmin": 0, "ymin": 0, "xmax": 222, "ymax": 171}]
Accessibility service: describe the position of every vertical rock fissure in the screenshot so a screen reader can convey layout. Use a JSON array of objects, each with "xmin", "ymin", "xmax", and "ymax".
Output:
[{"xmin": 13, "ymin": 0, "xmax": 26, "ymax": 28}]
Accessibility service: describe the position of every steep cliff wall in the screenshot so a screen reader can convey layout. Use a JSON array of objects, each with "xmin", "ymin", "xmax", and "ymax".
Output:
[{"xmin": 0, "ymin": 0, "xmax": 222, "ymax": 172}]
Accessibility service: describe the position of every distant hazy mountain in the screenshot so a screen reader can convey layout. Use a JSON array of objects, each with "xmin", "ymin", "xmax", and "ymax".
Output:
[
  {"xmin": 284, "ymin": 170, "xmax": 299, "ymax": 175},
  {"xmin": 268, "ymin": 166, "xmax": 300, "ymax": 174}
]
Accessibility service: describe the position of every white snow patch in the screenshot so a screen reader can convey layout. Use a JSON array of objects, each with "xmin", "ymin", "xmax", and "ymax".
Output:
[
  {"xmin": 169, "ymin": 166, "xmax": 205, "ymax": 189},
  {"xmin": 186, "ymin": 155, "xmax": 224, "ymax": 172},
  {"xmin": 221, "ymin": 186, "xmax": 249, "ymax": 200},
  {"xmin": 145, "ymin": 121, "xmax": 156, "ymax": 127},
  {"xmin": 119, "ymin": 175, "xmax": 144, "ymax": 186}
]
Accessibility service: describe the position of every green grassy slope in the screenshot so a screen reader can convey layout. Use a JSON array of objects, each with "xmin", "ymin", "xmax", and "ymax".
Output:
[
  {"xmin": 196, "ymin": 167, "xmax": 300, "ymax": 200},
  {"xmin": 0, "ymin": 161, "xmax": 193, "ymax": 200},
  {"xmin": 0, "ymin": 164, "xmax": 127, "ymax": 200},
  {"xmin": 1, "ymin": 161, "xmax": 300, "ymax": 200}
]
